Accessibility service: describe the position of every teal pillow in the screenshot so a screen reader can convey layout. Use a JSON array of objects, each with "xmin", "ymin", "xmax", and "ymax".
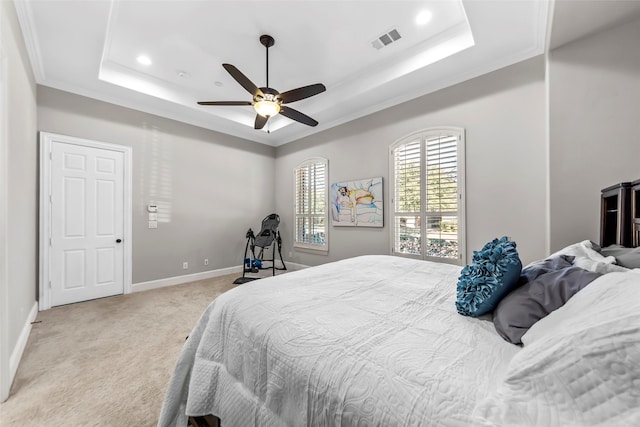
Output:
[{"xmin": 456, "ymin": 237, "xmax": 522, "ymax": 317}]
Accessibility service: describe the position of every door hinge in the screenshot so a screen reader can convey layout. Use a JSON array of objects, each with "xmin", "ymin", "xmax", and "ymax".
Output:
[
  {"xmin": 48, "ymin": 280, "xmax": 52, "ymax": 289},
  {"xmin": 49, "ymin": 151, "xmax": 52, "ymax": 160},
  {"xmin": 49, "ymin": 237, "xmax": 52, "ymax": 246}
]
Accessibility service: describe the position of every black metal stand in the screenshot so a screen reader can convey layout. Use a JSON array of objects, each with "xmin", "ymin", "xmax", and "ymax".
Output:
[
  {"xmin": 233, "ymin": 228, "xmax": 287, "ymax": 285},
  {"xmin": 233, "ymin": 229, "xmax": 259, "ymax": 284}
]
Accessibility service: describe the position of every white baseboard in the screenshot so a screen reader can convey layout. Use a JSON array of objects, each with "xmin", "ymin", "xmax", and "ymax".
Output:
[
  {"xmin": 285, "ymin": 262, "xmax": 310, "ymax": 271},
  {"xmin": 132, "ymin": 265, "xmax": 243, "ymax": 293},
  {"xmin": 131, "ymin": 262, "xmax": 310, "ymax": 293},
  {"xmin": 131, "ymin": 260, "xmax": 313, "ymax": 294},
  {"xmin": 9, "ymin": 301, "xmax": 37, "ymax": 386}
]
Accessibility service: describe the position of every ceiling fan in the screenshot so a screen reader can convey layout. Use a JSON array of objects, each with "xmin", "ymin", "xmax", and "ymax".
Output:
[{"xmin": 198, "ymin": 35, "xmax": 326, "ymax": 130}]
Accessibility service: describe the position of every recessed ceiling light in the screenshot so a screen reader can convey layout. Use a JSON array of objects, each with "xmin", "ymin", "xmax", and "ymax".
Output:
[
  {"xmin": 416, "ymin": 10, "xmax": 432, "ymax": 26},
  {"xmin": 136, "ymin": 55, "xmax": 152, "ymax": 66},
  {"xmin": 214, "ymin": 81, "xmax": 223, "ymax": 87}
]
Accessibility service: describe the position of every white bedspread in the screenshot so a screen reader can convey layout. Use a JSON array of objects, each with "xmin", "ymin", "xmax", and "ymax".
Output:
[{"xmin": 158, "ymin": 255, "xmax": 520, "ymax": 427}]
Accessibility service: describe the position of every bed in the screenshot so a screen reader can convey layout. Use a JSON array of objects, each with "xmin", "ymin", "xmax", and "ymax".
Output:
[{"xmin": 158, "ymin": 243, "xmax": 640, "ymax": 426}]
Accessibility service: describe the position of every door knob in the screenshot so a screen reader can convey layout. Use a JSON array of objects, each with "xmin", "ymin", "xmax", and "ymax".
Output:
[{"xmin": 116, "ymin": 239, "xmax": 122, "ymax": 243}]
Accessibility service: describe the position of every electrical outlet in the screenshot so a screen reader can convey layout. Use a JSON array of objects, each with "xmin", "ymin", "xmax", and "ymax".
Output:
[
  {"xmin": 204, "ymin": 259, "xmax": 209, "ymax": 266},
  {"xmin": 182, "ymin": 262, "xmax": 188, "ymax": 269}
]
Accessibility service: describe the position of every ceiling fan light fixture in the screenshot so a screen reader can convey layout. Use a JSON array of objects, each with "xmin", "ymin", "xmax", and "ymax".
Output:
[
  {"xmin": 254, "ymin": 100, "xmax": 280, "ymax": 117},
  {"xmin": 198, "ymin": 35, "xmax": 325, "ymax": 129}
]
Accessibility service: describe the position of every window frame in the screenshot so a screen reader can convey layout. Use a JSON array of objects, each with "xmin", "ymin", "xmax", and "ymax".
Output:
[
  {"xmin": 388, "ymin": 128, "xmax": 466, "ymax": 265},
  {"xmin": 293, "ymin": 157, "xmax": 329, "ymax": 253}
]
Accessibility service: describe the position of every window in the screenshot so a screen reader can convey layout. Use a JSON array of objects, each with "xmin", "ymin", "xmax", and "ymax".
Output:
[
  {"xmin": 390, "ymin": 128, "xmax": 466, "ymax": 265},
  {"xmin": 294, "ymin": 158, "xmax": 328, "ymax": 252}
]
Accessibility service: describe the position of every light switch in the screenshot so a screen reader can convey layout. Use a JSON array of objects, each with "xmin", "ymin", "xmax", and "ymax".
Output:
[
  {"xmin": 148, "ymin": 213, "xmax": 158, "ymax": 221},
  {"xmin": 148, "ymin": 221, "xmax": 158, "ymax": 229},
  {"xmin": 147, "ymin": 203, "xmax": 158, "ymax": 212}
]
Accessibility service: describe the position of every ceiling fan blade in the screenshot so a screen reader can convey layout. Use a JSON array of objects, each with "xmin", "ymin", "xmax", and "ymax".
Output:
[
  {"xmin": 197, "ymin": 101, "xmax": 252, "ymax": 106},
  {"xmin": 222, "ymin": 64, "xmax": 263, "ymax": 97},
  {"xmin": 280, "ymin": 106, "xmax": 319, "ymax": 127},
  {"xmin": 254, "ymin": 114, "xmax": 269, "ymax": 130},
  {"xmin": 278, "ymin": 83, "xmax": 326, "ymax": 104}
]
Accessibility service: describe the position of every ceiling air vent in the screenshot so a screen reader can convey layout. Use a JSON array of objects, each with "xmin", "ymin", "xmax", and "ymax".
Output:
[{"xmin": 371, "ymin": 29, "xmax": 402, "ymax": 50}]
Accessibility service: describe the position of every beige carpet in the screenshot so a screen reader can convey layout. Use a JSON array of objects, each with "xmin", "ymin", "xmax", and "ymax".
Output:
[{"xmin": 0, "ymin": 275, "xmax": 239, "ymax": 426}]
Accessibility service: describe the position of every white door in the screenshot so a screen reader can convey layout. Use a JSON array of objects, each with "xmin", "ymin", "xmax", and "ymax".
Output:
[{"xmin": 49, "ymin": 141, "xmax": 125, "ymax": 306}]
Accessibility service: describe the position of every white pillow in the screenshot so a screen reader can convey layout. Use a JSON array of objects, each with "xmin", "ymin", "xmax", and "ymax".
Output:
[
  {"xmin": 548, "ymin": 240, "xmax": 616, "ymax": 264},
  {"xmin": 521, "ymin": 269, "xmax": 640, "ymax": 346},
  {"xmin": 572, "ymin": 256, "xmax": 629, "ymax": 274}
]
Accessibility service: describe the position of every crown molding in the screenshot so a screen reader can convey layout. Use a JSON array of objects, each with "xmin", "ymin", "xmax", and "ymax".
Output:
[{"xmin": 13, "ymin": 0, "xmax": 46, "ymax": 81}]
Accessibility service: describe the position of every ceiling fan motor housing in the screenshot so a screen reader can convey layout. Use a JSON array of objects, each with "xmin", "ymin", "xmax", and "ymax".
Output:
[{"xmin": 254, "ymin": 87, "xmax": 280, "ymax": 102}]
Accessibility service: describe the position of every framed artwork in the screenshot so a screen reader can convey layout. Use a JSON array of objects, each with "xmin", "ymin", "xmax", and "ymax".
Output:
[{"xmin": 330, "ymin": 177, "xmax": 383, "ymax": 227}]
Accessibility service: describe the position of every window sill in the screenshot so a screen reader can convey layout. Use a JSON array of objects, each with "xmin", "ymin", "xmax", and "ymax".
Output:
[{"xmin": 293, "ymin": 244, "xmax": 329, "ymax": 256}]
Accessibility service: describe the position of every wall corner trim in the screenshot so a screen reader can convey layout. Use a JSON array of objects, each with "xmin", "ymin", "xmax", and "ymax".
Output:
[{"xmin": 8, "ymin": 302, "xmax": 38, "ymax": 390}]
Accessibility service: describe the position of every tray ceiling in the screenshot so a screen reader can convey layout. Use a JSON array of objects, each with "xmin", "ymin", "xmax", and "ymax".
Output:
[{"xmin": 16, "ymin": 0, "xmax": 550, "ymax": 146}]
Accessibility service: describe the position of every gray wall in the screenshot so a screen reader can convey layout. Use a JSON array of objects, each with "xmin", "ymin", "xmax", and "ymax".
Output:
[
  {"xmin": 38, "ymin": 87, "xmax": 276, "ymax": 283},
  {"xmin": 549, "ymin": 17, "xmax": 640, "ymax": 251},
  {"xmin": 1, "ymin": 0, "xmax": 38, "ymax": 384},
  {"xmin": 276, "ymin": 56, "xmax": 548, "ymax": 266}
]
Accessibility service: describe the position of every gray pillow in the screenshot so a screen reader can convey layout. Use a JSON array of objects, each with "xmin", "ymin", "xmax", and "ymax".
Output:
[
  {"xmin": 520, "ymin": 254, "xmax": 575, "ymax": 283},
  {"xmin": 599, "ymin": 245, "xmax": 640, "ymax": 269},
  {"xmin": 493, "ymin": 266, "xmax": 602, "ymax": 344}
]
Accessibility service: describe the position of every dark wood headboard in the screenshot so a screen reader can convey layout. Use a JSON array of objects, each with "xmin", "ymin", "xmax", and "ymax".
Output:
[
  {"xmin": 600, "ymin": 179, "xmax": 640, "ymax": 248},
  {"xmin": 631, "ymin": 179, "xmax": 640, "ymax": 247}
]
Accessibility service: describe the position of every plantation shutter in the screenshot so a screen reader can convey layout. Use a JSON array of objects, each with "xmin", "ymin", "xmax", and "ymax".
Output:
[
  {"xmin": 391, "ymin": 129, "xmax": 465, "ymax": 264},
  {"xmin": 424, "ymin": 134, "xmax": 459, "ymax": 260},
  {"xmin": 294, "ymin": 159, "xmax": 328, "ymax": 250},
  {"xmin": 392, "ymin": 139, "xmax": 422, "ymax": 255}
]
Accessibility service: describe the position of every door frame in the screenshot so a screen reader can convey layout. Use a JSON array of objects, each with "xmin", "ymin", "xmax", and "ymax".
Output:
[
  {"xmin": 1, "ymin": 35, "xmax": 11, "ymax": 403},
  {"xmin": 39, "ymin": 132, "xmax": 132, "ymax": 310}
]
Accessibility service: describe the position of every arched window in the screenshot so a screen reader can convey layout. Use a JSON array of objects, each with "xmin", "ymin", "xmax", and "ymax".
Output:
[
  {"xmin": 389, "ymin": 128, "xmax": 466, "ymax": 264},
  {"xmin": 293, "ymin": 158, "xmax": 328, "ymax": 252}
]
